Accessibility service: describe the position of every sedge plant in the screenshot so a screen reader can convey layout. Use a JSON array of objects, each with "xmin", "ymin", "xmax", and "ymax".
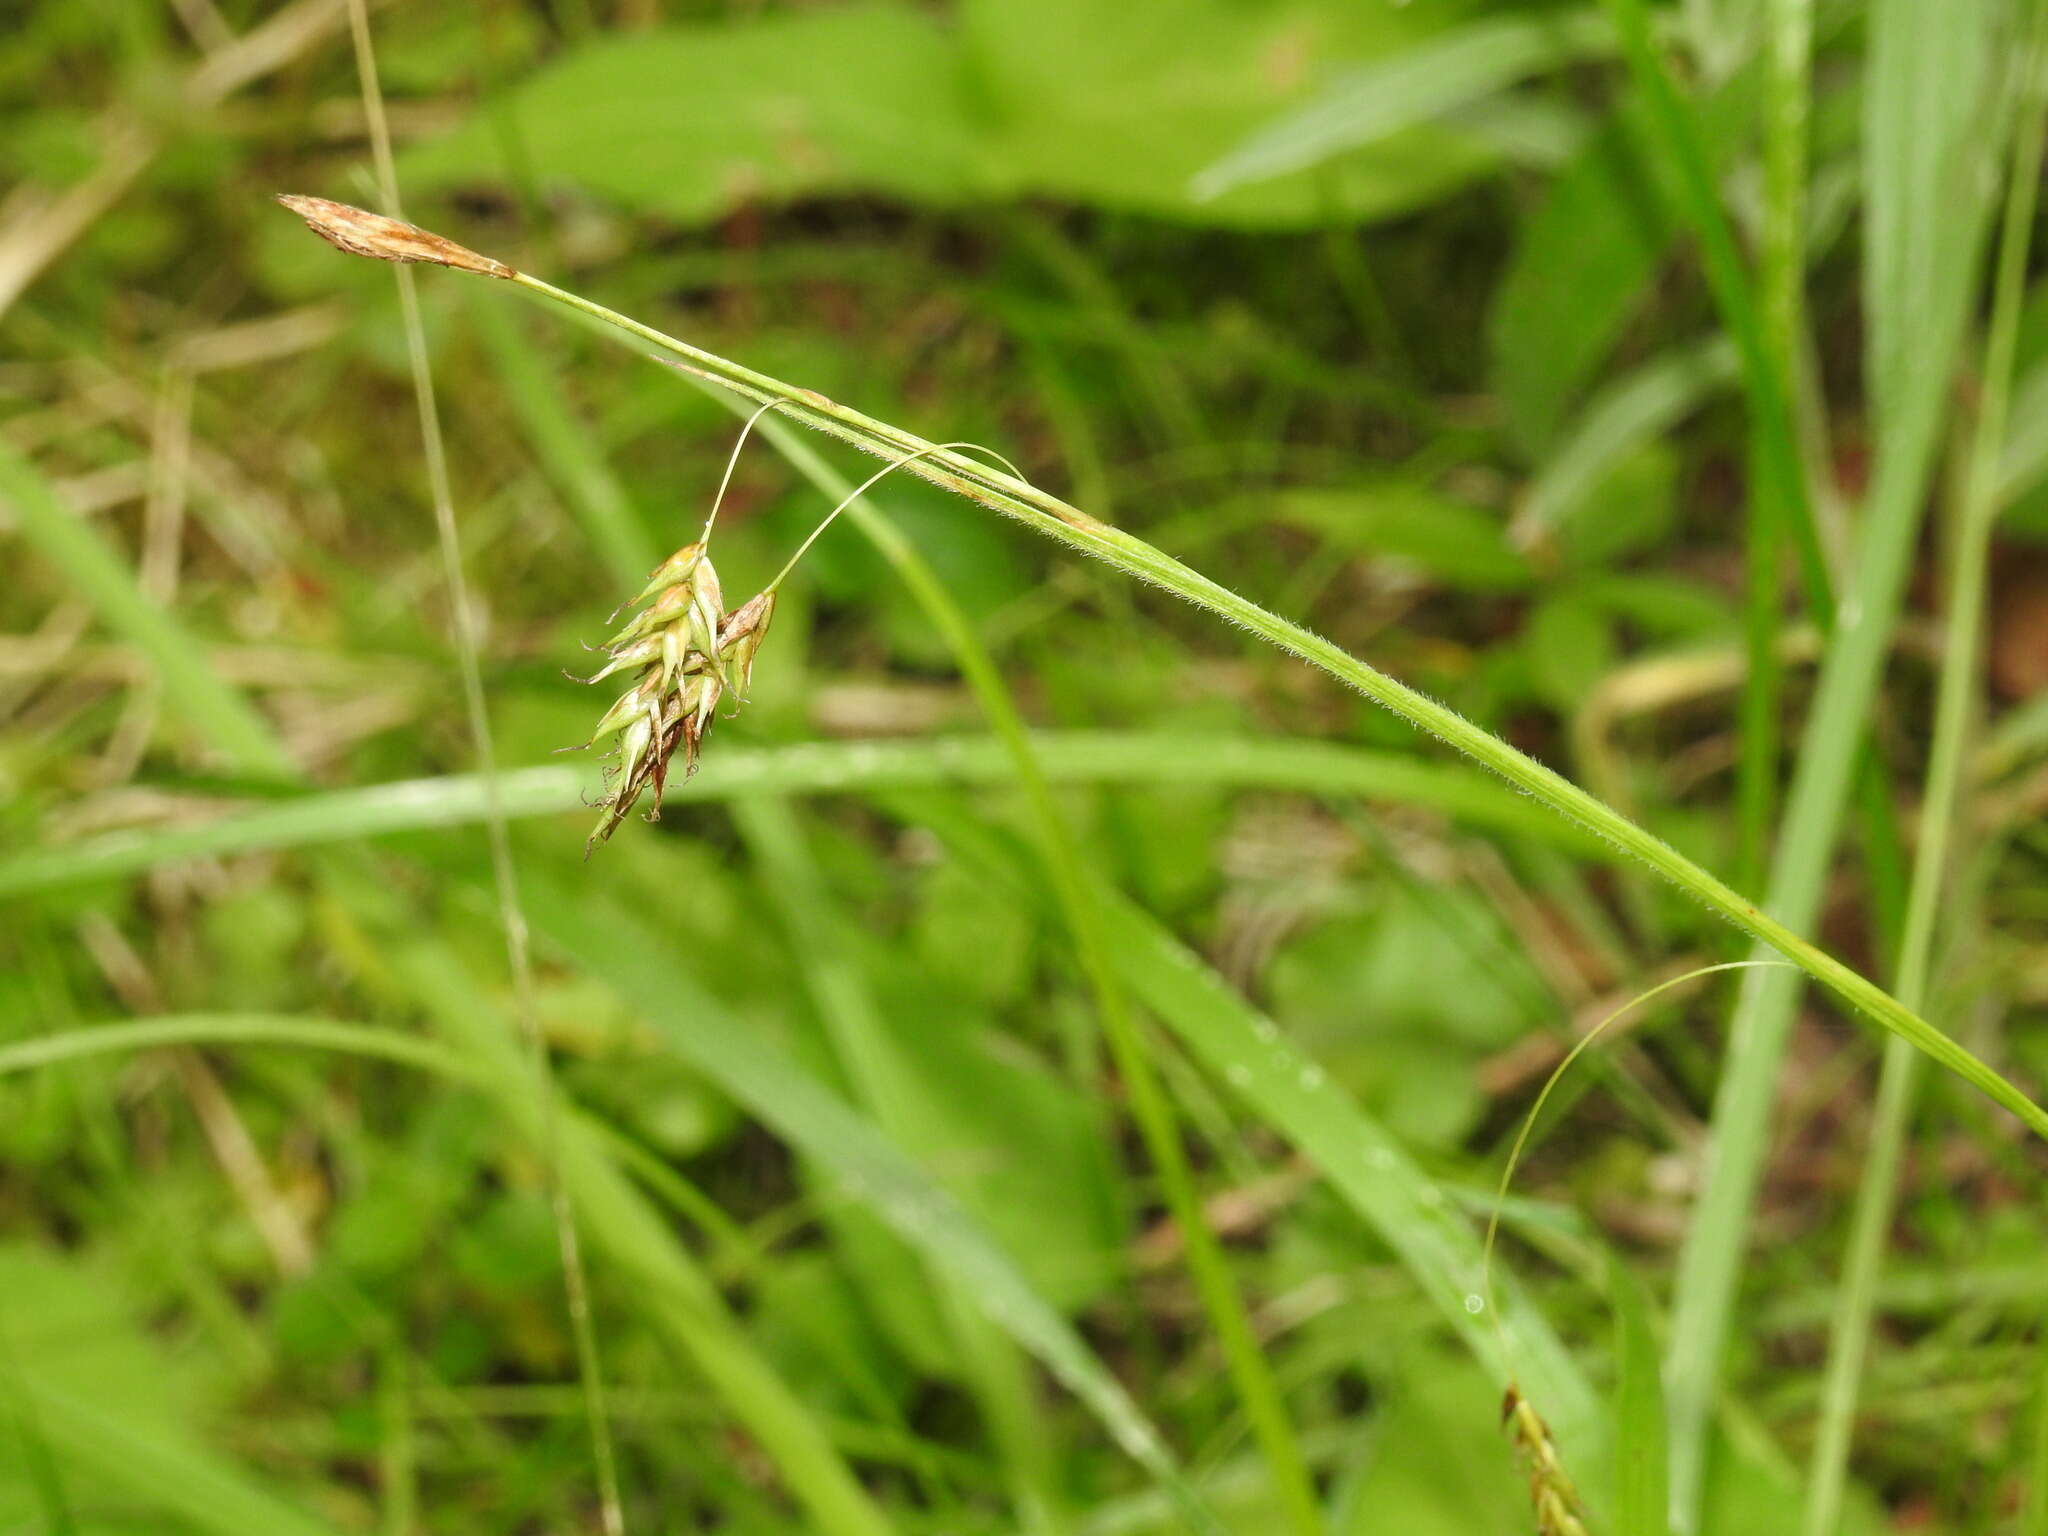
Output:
[
  {"xmin": 274, "ymin": 189, "xmax": 2048, "ymax": 1526},
  {"xmin": 271, "ymin": 191, "xmax": 2048, "ymax": 1146}
]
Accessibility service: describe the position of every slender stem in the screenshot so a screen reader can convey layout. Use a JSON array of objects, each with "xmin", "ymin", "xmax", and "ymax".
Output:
[
  {"xmin": 766, "ymin": 442, "xmax": 1026, "ymax": 595},
  {"xmin": 1602, "ymin": 5, "xmax": 1933, "ymax": 1515},
  {"xmin": 1799, "ymin": 16, "xmax": 2048, "ymax": 1533},
  {"xmin": 705, "ymin": 395, "xmax": 1317, "ymax": 1536},
  {"xmin": 491, "ymin": 265, "xmax": 2048, "ymax": 1148},
  {"xmin": 1480, "ymin": 960, "xmax": 1791, "ymax": 1321},
  {"xmin": 700, "ymin": 398, "xmax": 784, "ymax": 546},
  {"xmin": 342, "ymin": 12, "xmax": 624, "ymax": 1532},
  {"xmin": 1662, "ymin": 0, "xmax": 2017, "ymax": 1513},
  {"xmin": 1735, "ymin": 0, "xmax": 1813, "ymax": 894},
  {"xmin": 1598, "ymin": 0, "xmax": 1828, "ymax": 618},
  {"xmin": 1760, "ymin": 0, "xmax": 1812, "ymax": 366},
  {"xmin": 1734, "ymin": 431, "xmax": 1785, "ymax": 896}
]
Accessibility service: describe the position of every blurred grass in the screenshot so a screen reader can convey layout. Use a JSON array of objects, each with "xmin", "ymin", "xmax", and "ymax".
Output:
[{"xmin": 6, "ymin": 3, "xmax": 2048, "ymax": 1534}]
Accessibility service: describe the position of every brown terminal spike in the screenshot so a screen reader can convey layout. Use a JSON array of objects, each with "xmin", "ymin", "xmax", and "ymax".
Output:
[{"xmin": 274, "ymin": 195, "xmax": 514, "ymax": 280}]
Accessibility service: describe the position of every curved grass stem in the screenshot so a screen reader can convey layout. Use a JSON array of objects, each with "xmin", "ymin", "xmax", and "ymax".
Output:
[
  {"xmin": 273, "ymin": 182, "xmax": 2048, "ymax": 1229},
  {"xmin": 487, "ymin": 254, "xmax": 2048, "ymax": 1138}
]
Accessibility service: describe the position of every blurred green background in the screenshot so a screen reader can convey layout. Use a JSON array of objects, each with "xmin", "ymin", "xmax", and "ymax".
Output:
[{"xmin": 5, "ymin": 1, "xmax": 2048, "ymax": 1532}]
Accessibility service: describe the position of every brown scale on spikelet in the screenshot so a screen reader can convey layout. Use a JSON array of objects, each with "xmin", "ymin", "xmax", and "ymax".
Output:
[
  {"xmin": 569, "ymin": 543, "xmax": 776, "ymax": 854},
  {"xmin": 1501, "ymin": 1384, "xmax": 1591, "ymax": 1536}
]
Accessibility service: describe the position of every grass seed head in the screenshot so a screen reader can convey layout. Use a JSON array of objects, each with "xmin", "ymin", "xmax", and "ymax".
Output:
[{"xmin": 580, "ymin": 546, "xmax": 780, "ymax": 854}]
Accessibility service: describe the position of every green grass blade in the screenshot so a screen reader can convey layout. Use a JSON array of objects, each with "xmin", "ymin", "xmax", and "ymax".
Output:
[
  {"xmin": 1102, "ymin": 887, "xmax": 1602, "ymax": 1458},
  {"xmin": 1609, "ymin": 1254, "xmax": 1670, "ymax": 1536},
  {"xmin": 23, "ymin": 1381, "xmax": 348, "ymax": 1536},
  {"xmin": 0, "ymin": 997, "xmax": 891, "ymax": 1534},
  {"xmin": 393, "ymin": 937, "xmax": 899, "ymax": 1536},
  {"xmin": 1514, "ymin": 337, "xmax": 1738, "ymax": 549},
  {"xmin": 0, "ymin": 438, "xmax": 296, "ymax": 781},
  {"xmin": 1739, "ymin": 0, "xmax": 1810, "ymax": 896},
  {"xmin": 1192, "ymin": 10, "xmax": 1614, "ymax": 198},
  {"xmin": 524, "ymin": 873, "xmax": 1225, "ymax": 1534},
  {"xmin": 0, "ymin": 1330, "xmax": 79, "ymax": 1536},
  {"xmin": 0, "ymin": 731, "xmax": 1596, "ymax": 898},
  {"xmin": 1595, "ymin": 0, "xmax": 1823, "ymax": 608},
  {"xmin": 912, "ymin": 795, "xmax": 1601, "ymax": 1463},
  {"xmin": 545, "ymin": 1131, "xmax": 899, "ymax": 1536},
  {"xmin": 1800, "ymin": 12, "xmax": 2048, "ymax": 1533},
  {"xmin": 0, "ymin": 1014, "xmax": 479, "ymax": 1083},
  {"xmin": 1662, "ymin": 2, "xmax": 2009, "ymax": 1522},
  {"xmin": 736, "ymin": 796, "xmax": 1064, "ymax": 1532},
  {"xmin": 1996, "ymin": 357, "xmax": 2048, "ymax": 506}
]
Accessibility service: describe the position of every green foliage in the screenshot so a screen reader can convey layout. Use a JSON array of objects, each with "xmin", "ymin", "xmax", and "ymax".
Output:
[
  {"xmin": 1608, "ymin": 1254, "xmax": 1669, "ymax": 1536},
  {"xmin": 0, "ymin": 1248, "xmax": 338, "ymax": 1536},
  {"xmin": 400, "ymin": 0, "xmax": 1506, "ymax": 230},
  {"xmin": 6, "ymin": 1, "xmax": 2048, "ymax": 1532},
  {"xmin": 1490, "ymin": 102, "xmax": 1673, "ymax": 454}
]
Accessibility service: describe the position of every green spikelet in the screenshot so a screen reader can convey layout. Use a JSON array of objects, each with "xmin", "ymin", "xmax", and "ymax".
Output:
[
  {"xmin": 1501, "ymin": 1385, "xmax": 1591, "ymax": 1536},
  {"xmin": 575, "ymin": 543, "xmax": 776, "ymax": 854}
]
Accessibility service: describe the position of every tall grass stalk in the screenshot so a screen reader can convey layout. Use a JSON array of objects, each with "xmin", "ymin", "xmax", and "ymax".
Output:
[
  {"xmin": 1799, "ymin": 14, "xmax": 2048, "ymax": 1530},
  {"xmin": 1596, "ymin": 0, "xmax": 1825, "ymax": 628},
  {"xmin": 0, "ymin": 729, "xmax": 1606, "ymax": 900},
  {"xmin": 1599, "ymin": 0, "xmax": 1911, "ymax": 946},
  {"xmin": 337, "ymin": 7, "xmax": 623, "ymax": 1530},
  {"xmin": 1600, "ymin": 0, "xmax": 1804, "ymax": 895},
  {"xmin": 1660, "ymin": 4, "xmax": 2012, "ymax": 1519},
  {"xmin": 1742, "ymin": 0, "xmax": 1812, "ymax": 896},
  {"xmin": 0, "ymin": 1016, "xmax": 480, "ymax": 1082}
]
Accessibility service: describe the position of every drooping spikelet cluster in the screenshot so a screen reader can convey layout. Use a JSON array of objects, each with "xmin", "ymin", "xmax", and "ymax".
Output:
[
  {"xmin": 1501, "ymin": 1385, "xmax": 1590, "ymax": 1536},
  {"xmin": 572, "ymin": 542, "xmax": 774, "ymax": 853}
]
